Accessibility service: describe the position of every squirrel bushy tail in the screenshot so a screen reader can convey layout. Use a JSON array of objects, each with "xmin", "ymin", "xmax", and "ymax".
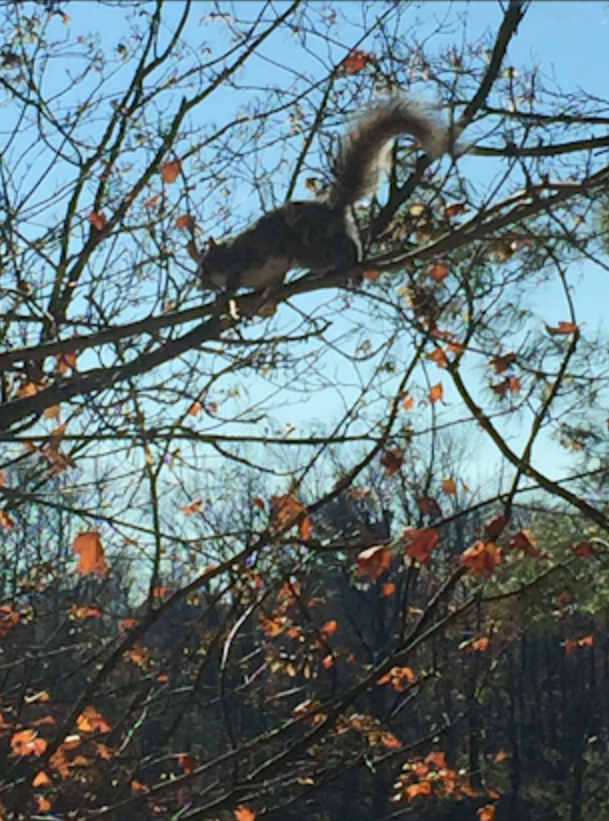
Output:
[{"xmin": 328, "ymin": 98, "xmax": 450, "ymax": 211}]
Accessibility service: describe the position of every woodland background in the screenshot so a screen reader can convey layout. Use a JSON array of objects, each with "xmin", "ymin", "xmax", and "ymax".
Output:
[{"xmin": 1, "ymin": 1, "xmax": 609, "ymax": 820}]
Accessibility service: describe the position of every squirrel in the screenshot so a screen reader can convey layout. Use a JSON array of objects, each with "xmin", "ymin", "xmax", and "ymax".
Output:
[{"xmin": 197, "ymin": 98, "xmax": 452, "ymax": 293}]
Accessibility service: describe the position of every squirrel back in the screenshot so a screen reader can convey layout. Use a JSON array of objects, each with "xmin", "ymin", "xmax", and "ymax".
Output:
[{"xmin": 198, "ymin": 97, "xmax": 451, "ymax": 292}]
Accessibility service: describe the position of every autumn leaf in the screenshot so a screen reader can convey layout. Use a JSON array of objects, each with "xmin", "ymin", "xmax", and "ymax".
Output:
[
  {"xmin": 509, "ymin": 529, "xmax": 542, "ymax": 558},
  {"xmin": 69, "ymin": 604, "xmax": 104, "ymax": 619},
  {"xmin": 417, "ymin": 496, "xmax": 442, "ymax": 519},
  {"xmin": 181, "ymin": 499, "xmax": 203, "ymax": 515},
  {"xmin": 55, "ymin": 350, "xmax": 77, "ymax": 374},
  {"xmin": 545, "ymin": 320, "xmax": 578, "ymax": 336},
  {"xmin": 441, "ymin": 477, "xmax": 457, "ymax": 495},
  {"xmin": 490, "ymin": 352, "xmax": 516, "ymax": 373},
  {"xmin": 73, "ymin": 531, "xmax": 109, "ymax": 576},
  {"xmin": 11, "ymin": 729, "xmax": 48, "ymax": 757},
  {"xmin": 462, "ymin": 540, "xmax": 502, "ymax": 577},
  {"xmin": 177, "ymin": 752, "xmax": 197, "ymax": 774},
  {"xmin": 429, "ymin": 382, "xmax": 443, "ymax": 403},
  {"xmin": 565, "ymin": 635, "xmax": 594, "ymax": 654},
  {"xmin": 32, "ymin": 770, "xmax": 52, "ymax": 786},
  {"xmin": 144, "ymin": 193, "xmax": 161, "ymax": 208},
  {"xmin": 460, "ymin": 636, "xmax": 490, "ymax": 652},
  {"xmin": 363, "ymin": 269, "xmax": 381, "ymax": 281},
  {"xmin": 270, "ymin": 493, "xmax": 310, "ymax": 536},
  {"xmin": 175, "ymin": 213, "xmax": 193, "ymax": 230},
  {"xmin": 425, "ymin": 750, "xmax": 447, "ymax": 769},
  {"xmin": 320, "ymin": 620, "xmax": 338, "ymax": 636},
  {"xmin": 380, "ymin": 447, "xmax": 403, "ymax": 477},
  {"xmin": 405, "ymin": 781, "xmax": 432, "ymax": 800},
  {"xmin": 404, "ymin": 528, "xmax": 440, "ymax": 564},
  {"xmin": 571, "ymin": 541, "xmax": 592, "ymax": 557},
  {"xmin": 234, "ymin": 806, "xmax": 257, "ymax": 821},
  {"xmin": 76, "ymin": 705, "xmax": 111, "ymax": 734},
  {"xmin": 340, "ymin": 48, "xmax": 372, "ymax": 74},
  {"xmin": 478, "ymin": 805, "xmax": 496, "ymax": 821},
  {"xmin": 0, "ymin": 510, "xmax": 15, "ymax": 530},
  {"xmin": 427, "ymin": 347, "xmax": 449, "ymax": 368},
  {"xmin": 259, "ymin": 614, "xmax": 287, "ymax": 637},
  {"xmin": 429, "ymin": 262, "xmax": 449, "ymax": 281},
  {"xmin": 382, "ymin": 581, "xmax": 396, "ymax": 597},
  {"xmin": 35, "ymin": 797, "xmax": 52, "ymax": 812},
  {"xmin": 161, "ymin": 159, "xmax": 181, "ymax": 183},
  {"xmin": 0, "ymin": 604, "xmax": 19, "ymax": 639},
  {"xmin": 88, "ymin": 210, "xmax": 107, "ymax": 231},
  {"xmin": 378, "ymin": 665, "xmax": 416, "ymax": 691},
  {"xmin": 357, "ymin": 545, "xmax": 392, "ymax": 580},
  {"xmin": 484, "ymin": 514, "xmax": 508, "ymax": 542},
  {"xmin": 445, "ymin": 202, "xmax": 468, "ymax": 217},
  {"xmin": 381, "ymin": 731, "xmax": 402, "ymax": 749}
]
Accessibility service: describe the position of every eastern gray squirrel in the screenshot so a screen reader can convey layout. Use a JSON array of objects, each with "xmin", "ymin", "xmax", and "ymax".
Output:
[{"xmin": 197, "ymin": 98, "xmax": 451, "ymax": 292}]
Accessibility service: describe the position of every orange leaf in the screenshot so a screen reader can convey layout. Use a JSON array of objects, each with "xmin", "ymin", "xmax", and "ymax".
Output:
[
  {"xmin": 405, "ymin": 781, "xmax": 432, "ymax": 800},
  {"xmin": 571, "ymin": 541, "xmax": 592, "ymax": 557},
  {"xmin": 462, "ymin": 540, "xmax": 502, "ymax": 577},
  {"xmin": 69, "ymin": 604, "xmax": 104, "ymax": 619},
  {"xmin": 427, "ymin": 348, "xmax": 449, "ymax": 368},
  {"xmin": 11, "ymin": 729, "xmax": 48, "ymax": 757},
  {"xmin": 445, "ymin": 202, "xmax": 468, "ymax": 217},
  {"xmin": 73, "ymin": 531, "xmax": 109, "ymax": 576},
  {"xmin": 299, "ymin": 514, "xmax": 314, "ymax": 540},
  {"xmin": 188, "ymin": 401, "xmax": 203, "ymax": 416},
  {"xmin": 490, "ymin": 352, "xmax": 516, "ymax": 374},
  {"xmin": 178, "ymin": 753, "xmax": 197, "ymax": 774},
  {"xmin": 175, "ymin": 214, "xmax": 192, "ymax": 230},
  {"xmin": 461, "ymin": 637, "xmax": 490, "ymax": 652},
  {"xmin": 161, "ymin": 159, "xmax": 181, "ymax": 183},
  {"xmin": 401, "ymin": 392, "xmax": 415, "ymax": 411},
  {"xmin": 270, "ymin": 493, "xmax": 307, "ymax": 533},
  {"xmin": 363, "ymin": 269, "xmax": 381, "ymax": 281},
  {"xmin": 404, "ymin": 528, "xmax": 439, "ymax": 564},
  {"xmin": 76, "ymin": 705, "xmax": 111, "ymax": 734},
  {"xmin": 477, "ymin": 805, "xmax": 496, "ymax": 821},
  {"xmin": 33, "ymin": 770, "xmax": 52, "ymax": 786},
  {"xmin": 55, "ymin": 351, "xmax": 77, "ymax": 374},
  {"xmin": 381, "ymin": 730, "xmax": 402, "ymax": 749},
  {"xmin": 144, "ymin": 193, "xmax": 161, "ymax": 208},
  {"xmin": 425, "ymin": 750, "xmax": 447, "ymax": 769},
  {"xmin": 234, "ymin": 806, "xmax": 257, "ymax": 821},
  {"xmin": 382, "ymin": 581, "xmax": 396, "ymax": 597},
  {"xmin": 429, "ymin": 382, "xmax": 443, "ymax": 403},
  {"xmin": 0, "ymin": 604, "xmax": 19, "ymax": 639},
  {"xmin": 509, "ymin": 529, "xmax": 542, "ymax": 558},
  {"xmin": 320, "ymin": 620, "xmax": 338, "ymax": 636},
  {"xmin": 441, "ymin": 477, "xmax": 457, "ymax": 495},
  {"xmin": 429, "ymin": 262, "xmax": 449, "ymax": 281},
  {"xmin": 88, "ymin": 210, "xmax": 107, "ymax": 231},
  {"xmin": 484, "ymin": 514, "xmax": 508, "ymax": 541},
  {"xmin": 0, "ymin": 510, "xmax": 15, "ymax": 530},
  {"xmin": 546, "ymin": 321, "xmax": 578, "ymax": 336},
  {"xmin": 416, "ymin": 494, "xmax": 441, "ymax": 518},
  {"xmin": 378, "ymin": 665, "xmax": 416, "ymax": 691},
  {"xmin": 341, "ymin": 49, "xmax": 372, "ymax": 74},
  {"xmin": 380, "ymin": 447, "xmax": 403, "ymax": 477},
  {"xmin": 181, "ymin": 499, "xmax": 203, "ymax": 515},
  {"xmin": 357, "ymin": 545, "xmax": 392, "ymax": 580},
  {"xmin": 36, "ymin": 797, "xmax": 52, "ymax": 812}
]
